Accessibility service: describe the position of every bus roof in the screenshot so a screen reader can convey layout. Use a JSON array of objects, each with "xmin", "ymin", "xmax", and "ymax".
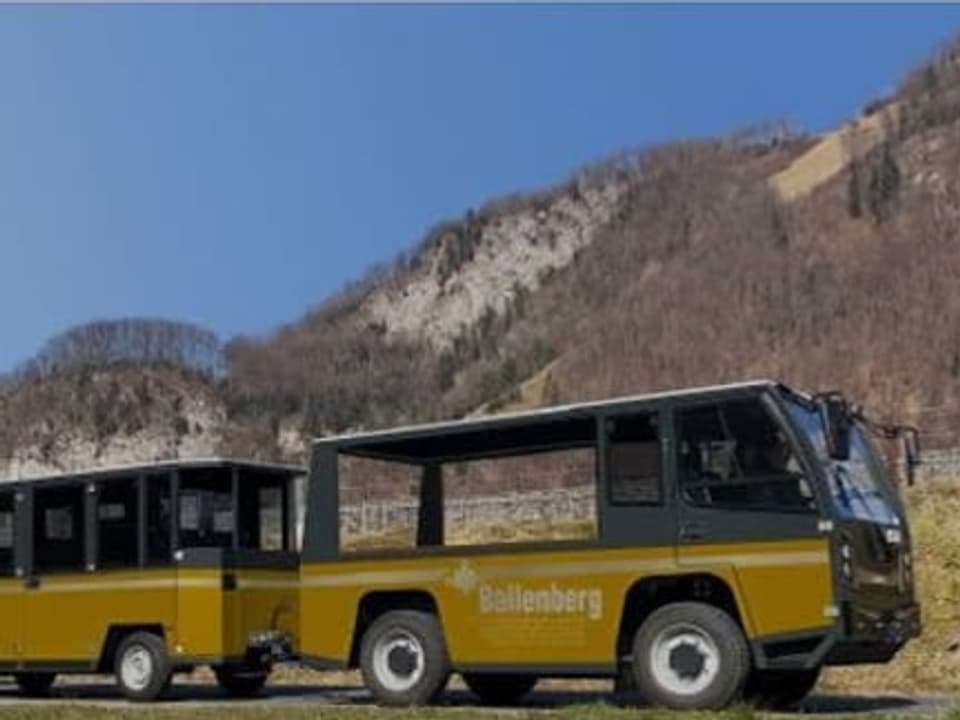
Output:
[
  {"xmin": 0, "ymin": 457, "xmax": 306, "ymax": 485},
  {"xmin": 314, "ymin": 379, "xmax": 783, "ymax": 463}
]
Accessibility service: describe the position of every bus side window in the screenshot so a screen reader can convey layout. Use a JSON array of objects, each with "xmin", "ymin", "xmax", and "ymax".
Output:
[
  {"xmin": 678, "ymin": 401, "xmax": 815, "ymax": 512},
  {"xmin": 34, "ymin": 485, "xmax": 85, "ymax": 574},
  {"xmin": 146, "ymin": 473, "xmax": 172, "ymax": 564},
  {"xmin": 607, "ymin": 413, "xmax": 662, "ymax": 504},
  {"xmin": 179, "ymin": 469, "xmax": 233, "ymax": 549},
  {"xmin": 238, "ymin": 471, "xmax": 289, "ymax": 551},
  {"xmin": 0, "ymin": 493, "xmax": 14, "ymax": 577},
  {"xmin": 96, "ymin": 477, "xmax": 139, "ymax": 570}
]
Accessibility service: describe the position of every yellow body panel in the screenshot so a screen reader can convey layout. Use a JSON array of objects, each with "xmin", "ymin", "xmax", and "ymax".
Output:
[
  {"xmin": 0, "ymin": 578, "xmax": 20, "ymax": 661},
  {"xmin": 23, "ymin": 569, "xmax": 179, "ymax": 662},
  {"xmin": 0, "ymin": 565, "xmax": 298, "ymax": 666},
  {"xmin": 175, "ymin": 568, "xmax": 226, "ymax": 660},
  {"xmin": 300, "ymin": 538, "xmax": 833, "ymax": 667}
]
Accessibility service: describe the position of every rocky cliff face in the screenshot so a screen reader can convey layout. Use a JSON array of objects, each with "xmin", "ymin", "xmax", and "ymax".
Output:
[
  {"xmin": 363, "ymin": 181, "xmax": 626, "ymax": 348},
  {"xmin": 0, "ymin": 367, "xmax": 225, "ymax": 480}
]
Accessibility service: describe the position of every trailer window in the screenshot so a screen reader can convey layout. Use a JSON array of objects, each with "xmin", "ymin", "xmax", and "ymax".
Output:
[
  {"xmin": 0, "ymin": 493, "xmax": 14, "ymax": 576},
  {"xmin": 179, "ymin": 469, "xmax": 233, "ymax": 548},
  {"xmin": 34, "ymin": 485, "xmax": 86, "ymax": 573},
  {"xmin": 238, "ymin": 471, "xmax": 290, "ymax": 551},
  {"xmin": 678, "ymin": 400, "xmax": 815, "ymax": 513},
  {"xmin": 146, "ymin": 473, "xmax": 172, "ymax": 564},
  {"xmin": 97, "ymin": 477, "xmax": 139, "ymax": 569}
]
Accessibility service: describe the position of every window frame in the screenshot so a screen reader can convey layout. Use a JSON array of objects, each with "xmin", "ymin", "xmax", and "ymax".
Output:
[
  {"xmin": 0, "ymin": 490, "xmax": 17, "ymax": 578},
  {"xmin": 675, "ymin": 397, "xmax": 818, "ymax": 515},
  {"xmin": 31, "ymin": 481, "xmax": 89, "ymax": 576},
  {"xmin": 144, "ymin": 472, "xmax": 174, "ymax": 567},
  {"xmin": 93, "ymin": 475, "xmax": 141, "ymax": 571},
  {"xmin": 602, "ymin": 410, "xmax": 665, "ymax": 507}
]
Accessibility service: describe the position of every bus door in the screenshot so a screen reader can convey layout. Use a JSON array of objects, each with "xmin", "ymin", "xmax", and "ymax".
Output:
[
  {"xmin": 0, "ymin": 488, "xmax": 23, "ymax": 663},
  {"xmin": 673, "ymin": 396, "xmax": 830, "ymax": 638},
  {"xmin": 21, "ymin": 482, "xmax": 91, "ymax": 662}
]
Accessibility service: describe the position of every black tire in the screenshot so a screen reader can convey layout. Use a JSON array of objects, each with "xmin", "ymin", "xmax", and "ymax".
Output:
[
  {"xmin": 214, "ymin": 667, "xmax": 269, "ymax": 698},
  {"xmin": 114, "ymin": 631, "xmax": 172, "ymax": 702},
  {"xmin": 14, "ymin": 672, "xmax": 55, "ymax": 697},
  {"xmin": 631, "ymin": 601, "xmax": 750, "ymax": 710},
  {"xmin": 462, "ymin": 673, "xmax": 537, "ymax": 705},
  {"xmin": 359, "ymin": 609, "xmax": 450, "ymax": 706},
  {"xmin": 743, "ymin": 667, "xmax": 820, "ymax": 709}
]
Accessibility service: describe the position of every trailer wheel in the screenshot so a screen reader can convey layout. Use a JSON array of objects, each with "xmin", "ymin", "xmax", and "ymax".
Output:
[
  {"xmin": 214, "ymin": 667, "xmax": 268, "ymax": 697},
  {"xmin": 631, "ymin": 601, "xmax": 750, "ymax": 710},
  {"xmin": 359, "ymin": 609, "xmax": 450, "ymax": 706},
  {"xmin": 114, "ymin": 631, "xmax": 172, "ymax": 702},
  {"xmin": 463, "ymin": 673, "xmax": 537, "ymax": 705},
  {"xmin": 14, "ymin": 672, "xmax": 55, "ymax": 697},
  {"xmin": 743, "ymin": 667, "xmax": 820, "ymax": 709}
]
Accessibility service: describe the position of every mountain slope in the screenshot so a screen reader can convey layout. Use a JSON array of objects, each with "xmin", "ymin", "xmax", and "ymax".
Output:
[{"xmin": 5, "ymin": 34, "xmax": 960, "ymax": 476}]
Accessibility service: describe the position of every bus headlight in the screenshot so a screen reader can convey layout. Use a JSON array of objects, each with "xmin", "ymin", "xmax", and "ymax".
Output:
[{"xmin": 840, "ymin": 542, "xmax": 853, "ymax": 581}]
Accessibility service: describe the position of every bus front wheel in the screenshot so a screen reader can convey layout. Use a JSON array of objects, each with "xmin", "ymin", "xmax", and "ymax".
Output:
[
  {"xmin": 630, "ymin": 601, "xmax": 750, "ymax": 710},
  {"xmin": 114, "ymin": 631, "xmax": 172, "ymax": 702}
]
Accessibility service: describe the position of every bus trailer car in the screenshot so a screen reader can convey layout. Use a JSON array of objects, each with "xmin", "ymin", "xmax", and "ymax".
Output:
[
  {"xmin": 299, "ymin": 380, "xmax": 921, "ymax": 710},
  {"xmin": 0, "ymin": 459, "xmax": 303, "ymax": 701}
]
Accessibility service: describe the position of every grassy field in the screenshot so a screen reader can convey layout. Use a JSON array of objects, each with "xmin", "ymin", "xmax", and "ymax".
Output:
[{"xmin": 0, "ymin": 706, "xmax": 954, "ymax": 720}]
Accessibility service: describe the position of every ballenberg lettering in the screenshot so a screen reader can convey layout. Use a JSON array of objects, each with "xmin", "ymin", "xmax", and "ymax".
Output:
[{"xmin": 479, "ymin": 583, "xmax": 603, "ymax": 621}]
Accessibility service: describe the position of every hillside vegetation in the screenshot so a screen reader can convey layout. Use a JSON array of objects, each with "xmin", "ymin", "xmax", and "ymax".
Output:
[{"xmin": 4, "ymin": 37, "xmax": 960, "ymax": 475}]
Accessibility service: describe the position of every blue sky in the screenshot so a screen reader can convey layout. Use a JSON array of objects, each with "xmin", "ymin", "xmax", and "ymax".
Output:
[{"xmin": 1, "ymin": 6, "xmax": 958, "ymax": 371}]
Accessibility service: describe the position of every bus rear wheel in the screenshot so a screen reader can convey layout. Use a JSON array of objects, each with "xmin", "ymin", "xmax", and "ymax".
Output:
[
  {"xmin": 463, "ymin": 673, "xmax": 538, "ymax": 705},
  {"xmin": 743, "ymin": 667, "xmax": 821, "ymax": 709},
  {"xmin": 214, "ymin": 667, "xmax": 268, "ymax": 697},
  {"xmin": 631, "ymin": 601, "xmax": 750, "ymax": 710},
  {"xmin": 359, "ymin": 609, "xmax": 450, "ymax": 706},
  {"xmin": 14, "ymin": 672, "xmax": 55, "ymax": 697},
  {"xmin": 114, "ymin": 631, "xmax": 172, "ymax": 702}
]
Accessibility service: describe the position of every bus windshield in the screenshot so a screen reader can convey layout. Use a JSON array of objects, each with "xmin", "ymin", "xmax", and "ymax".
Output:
[{"xmin": 783, "ymin": 396, "xmax": 901, "ymax": 526}]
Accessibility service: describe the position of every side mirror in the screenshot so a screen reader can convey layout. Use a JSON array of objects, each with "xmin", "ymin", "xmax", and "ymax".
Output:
[{"xmin": 819, "ymin": 394, "xmax": 851, "ymax": 461}]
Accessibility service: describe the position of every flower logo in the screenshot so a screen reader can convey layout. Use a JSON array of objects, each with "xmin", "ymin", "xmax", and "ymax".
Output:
[{"xmin": 444, "ymin": 559, "xmax": 480, "ymax": 594}]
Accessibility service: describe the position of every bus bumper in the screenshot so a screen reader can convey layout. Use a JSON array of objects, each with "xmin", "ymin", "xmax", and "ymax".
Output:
[{"xmin": 825, "ymin": 602, "xmax": 921, "ymax": 665}]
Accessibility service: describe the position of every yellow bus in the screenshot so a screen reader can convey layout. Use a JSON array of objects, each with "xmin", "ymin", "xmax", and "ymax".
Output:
[
  {"xmin": 299, "ymin": 380, "xmax": 921, "ymax": 710},
  {"xmin": 0, "ymin": 458, "xmax": 302, "ymax": 701}
]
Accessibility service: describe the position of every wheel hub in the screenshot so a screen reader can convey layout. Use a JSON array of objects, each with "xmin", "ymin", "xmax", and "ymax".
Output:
[
  {"xmin": 387, "ymin": 645, "xmax": 418, "ymax": 677},
  {"xmin": 649, "ymin": 623, "xmax": 720, "ymax": 696},
  {"xmin": 371, "ymin": 630, "xmax": 425, "ymax": 693},
  {"xmin": 668, "ymin": 642, "xmax": 706, "ymax": 679},
  {"xmin": 120, "ymin": 646, "xmax": 154, "ymax": 691}
]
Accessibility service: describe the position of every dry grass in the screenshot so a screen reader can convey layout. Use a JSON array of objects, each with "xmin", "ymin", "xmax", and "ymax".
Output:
[
  {"xmin": 768, "ymin": 108, "xmax": 890, "ymax": 202},
  {"xmin": 342, "ymin": 519, "xmax": 594, "ymax": 552},
  {"xmin": 0, "ymin": 706, "xmax": 952, "ymax": 720}
]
